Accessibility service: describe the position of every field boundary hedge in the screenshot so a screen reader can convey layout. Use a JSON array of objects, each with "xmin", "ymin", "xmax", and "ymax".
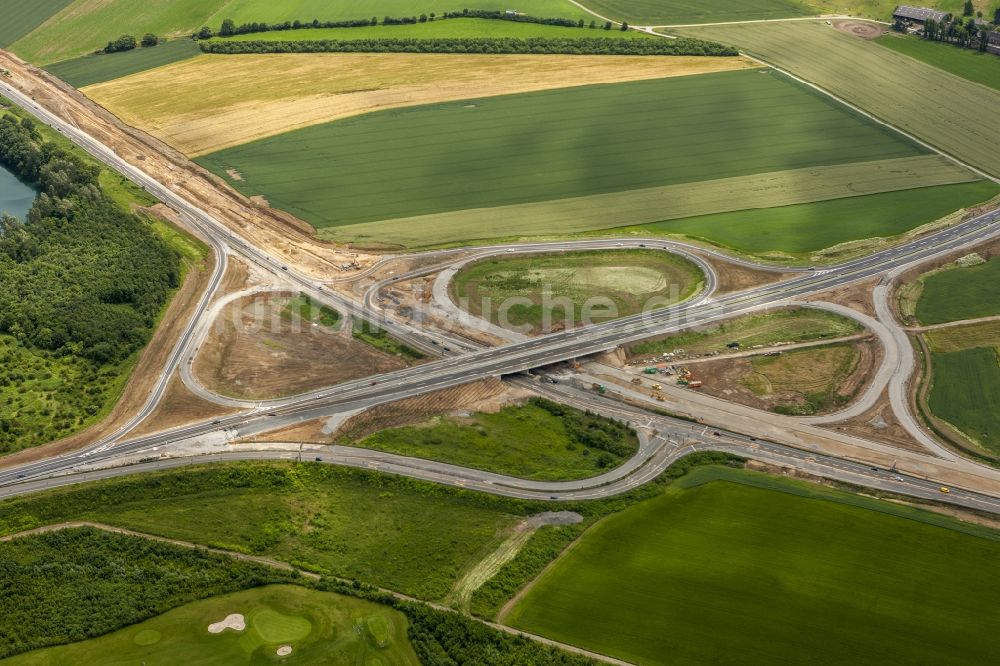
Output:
[
  {"xmin": 200, "ymin": 36, "xmax": 738, "ymax": 56},
  {"xmin": 203, "ymin": 11, "xmax": 597, "ymax": 39}
]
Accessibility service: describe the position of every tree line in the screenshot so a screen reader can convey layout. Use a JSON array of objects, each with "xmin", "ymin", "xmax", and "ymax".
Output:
[
  {"xmin": 102, "ymin": 33, "xmax": 159, "ymax": 54},
  {"xmin": 196, "ymin": 9, "xmax": 628, "ymax": 39},
  {"xmin": 0, "ymin": 114, "xmax": 179, "ymax": 365},
  {"xmin": 200, "ymin": 36, "xmax": 738, "ymax": 56}
]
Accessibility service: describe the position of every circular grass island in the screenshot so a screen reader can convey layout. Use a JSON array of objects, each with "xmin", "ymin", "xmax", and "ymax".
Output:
[{"xmin": 449, "ymin": 249, "xmax": 706, "ymax": 335}]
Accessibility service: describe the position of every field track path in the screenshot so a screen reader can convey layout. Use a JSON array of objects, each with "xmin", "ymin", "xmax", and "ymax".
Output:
[
  {"xmin": 905, "ymin": 314, "xmax": 1000, "ymax": 333},
  {"xmin": 2, "ymin": 521, "xmax": 635, "ymax": 665}
]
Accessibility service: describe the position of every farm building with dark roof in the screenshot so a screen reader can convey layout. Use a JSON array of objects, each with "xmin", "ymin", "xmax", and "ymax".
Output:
[{"xmin": 892, "ymin": 5, "xmax": 949, "ymax": 24}]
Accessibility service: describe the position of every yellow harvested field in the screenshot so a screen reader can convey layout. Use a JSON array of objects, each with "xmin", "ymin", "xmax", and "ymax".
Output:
[
  {"xmin": 326, "ymin": 155, "xmax": 977, "ymax": 247},
  {"xmin": 83, "ymin": 52, "xmax": 756, "ymax": 156}
]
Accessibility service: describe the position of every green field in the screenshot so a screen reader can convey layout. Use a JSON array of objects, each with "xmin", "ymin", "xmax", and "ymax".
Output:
[
  {"xmin": 630, "ymin": 307, "xmax": 862, "ymax": 356},
  {"xmin": 575, "ymin": 0, "xmax": 814, "ymax": 25},
  {"xmin": 916, "ymin": 255, "xmax": 1000, "ymax": 325},
  {"xmin": 507, "ymin": 466, "xmax": 1000, "ymax": 665},
  {"xmin": 876, "ymin": 33, "xmax": 1000, "ymax": 92},
  {"xmin": 0, "ymin": 463, "xmax": 523, "ymax": 600},
  {"xmin": 206, "ymin": 0, "xmax": 594, "ymax": 26},
  {"xmin": 216, "ymin": 18, "xmax": 652, "ymax": 42},
  {"xmin": 451, "ymin": 249, "xmax": 704, "ymax": 332},
  {"xmin": 46, "ymin": 39, "xmax": 202, "ymax": 88},
  {"xmin": 676, "ymin": 21, "xmax": 1000, "ymax": 179},
  {"xmin": 11, "ymin": 0, "xmax": 229, "ymax": 65},
  {"xmin": 634, "ymin": 180, "xmax": 1000, "ymax": 256},
  {"xmin": 7, "ymin": 585, "xmax": 418, "ymax": 665},
  {"xmin": 353, "ymin": 398, "xmax": 639, "ymax": 480},
  {"xmin": 929, "ymin": 347, "xmax": 1000, "ymax": 454},
  {"xmin": 0, "ymin": 0, "xmax": 73, "ymax": 48},
  {"xmin": 331, "ymin": 155, "xmax": 984, "ymax": 251},
  {"xmin": 199, "ymin": 69, "xmax": 927, "ymax": 232}
]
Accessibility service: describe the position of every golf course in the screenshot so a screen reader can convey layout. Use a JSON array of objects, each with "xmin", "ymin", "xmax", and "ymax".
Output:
[{"xmin": 5, "ymin": 584, "xmax": 418, "ymax": 664}]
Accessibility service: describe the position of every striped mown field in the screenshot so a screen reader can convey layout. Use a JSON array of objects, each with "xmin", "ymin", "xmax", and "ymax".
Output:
[
  {"xmin": 327, "ymin": 155, "xmax": 982, "ymax": 248},
  {"xmin": 674, "ymin": 21, "xmax": 1000, "ymax": 178},
  {"xmin": 197, "ymin": 68, "xmax": 932, "ymax": 229}
]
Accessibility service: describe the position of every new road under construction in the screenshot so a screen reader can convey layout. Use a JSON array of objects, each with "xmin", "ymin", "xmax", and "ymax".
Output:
[{"xmin": 1, "ymin": 55, "xmax": 999, "ymax": 513}]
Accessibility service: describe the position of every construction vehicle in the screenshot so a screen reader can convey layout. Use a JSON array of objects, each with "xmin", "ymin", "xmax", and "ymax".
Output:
[
  {"xmin": 630, "ymin": 377, "xmax": 642, "ymax": 385},
  {"xmin": 656, "ymin": 395, "xmax": 665, "ymax": 402},
  {"xmin": 643, "ymin": 367, "xmax": 658, "ymax": 375},
  {"xmin": 652, "ymin": 384, "xmax": 662, "ymax": 391},
  {"xmin": 688, "ymin": 380, "xmax": 703, "ymax": 389},
  {"xmin": 677, "ymin": 378, "xmax": 689, "ymax": 386},
  {"xmin": 939, "ymin": 486, "xmax": 950, "ymax": 494},
  {"xmin": 592, "ymin": 383, "xmax": 607, "ymax": 394}
]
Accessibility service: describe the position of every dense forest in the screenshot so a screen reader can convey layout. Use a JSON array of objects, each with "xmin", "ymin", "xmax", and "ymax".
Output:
[
  {"xmin": 202, "ymin": 36, "xmax": 739, "ymax": 56},
  {"xmin": 0, "ymin": 111, "xmax": 180, "ymax": 452},
  {"xmin": 0, "ymin": 527, "xmax": 299, "ymax": 658}
]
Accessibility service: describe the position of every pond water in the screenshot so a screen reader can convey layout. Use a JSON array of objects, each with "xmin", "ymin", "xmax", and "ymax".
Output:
[{"xmin": 0, "ymin": 163, "xmax": 37, "ymax": 221}]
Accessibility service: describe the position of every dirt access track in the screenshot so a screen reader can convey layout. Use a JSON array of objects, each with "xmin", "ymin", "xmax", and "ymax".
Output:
[
  {"xmin": 0, "ymin": 49, "xmax": 374, "ymax": 280},
  {"xmin": 832, "ymin": 20, "xmax": 884, "ymax": 40}
]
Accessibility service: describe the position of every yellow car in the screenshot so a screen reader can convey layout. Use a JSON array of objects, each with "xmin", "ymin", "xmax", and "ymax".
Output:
[{"xmin": 939, "ymin": 486, "xmax": 950, "ymax": 494}]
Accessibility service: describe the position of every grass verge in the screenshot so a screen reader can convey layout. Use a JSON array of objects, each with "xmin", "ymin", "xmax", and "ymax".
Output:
[
  {"xmin": 0, "ymin": 463, "xmax": 523, "ymax": 600},
  {"xmin": 630, "ymin": 307, "xmax": 862, "ymax": 357},
  {"xmin": 351, "ymin": 397, "xmax": 639, "ymax": 481}
]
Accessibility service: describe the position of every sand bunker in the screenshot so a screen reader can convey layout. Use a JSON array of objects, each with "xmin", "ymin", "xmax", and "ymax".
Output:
[
  {"xmin": 277, "ymin": 645, "xmax": 293, "ymax": 656},
  {"xmin": 207, "ymin": 613, "xmax": 246, "ymax": 634}
]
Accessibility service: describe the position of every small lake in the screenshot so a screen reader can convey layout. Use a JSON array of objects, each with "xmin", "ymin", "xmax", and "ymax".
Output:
[{"xmin": 0, "ymin": 163, "xmax": 37, "ymax": 221}]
